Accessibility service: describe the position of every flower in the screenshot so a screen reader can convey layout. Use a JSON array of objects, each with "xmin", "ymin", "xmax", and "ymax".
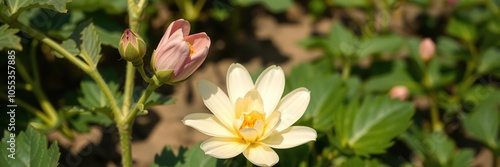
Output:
[
  {"xmin": 152, "ymin": 19, "xmax": 210, "ymax": 84},
  {"xmin": 119, "ymin": 29, "xmax": 147, "ymax": 63},
  {"xmin": 389, "ymin": 85, "xmax": 410, "ymax": 101},
  {"xmin": 419, "ymin": 38, "xmax": 435, "ymax": 62},
  {"xmin": 183, "ymin": 63, "xmax": 317, "ymax": 166}
]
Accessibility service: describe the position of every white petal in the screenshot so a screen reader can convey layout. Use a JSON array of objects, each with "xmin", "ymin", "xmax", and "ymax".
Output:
[
  {"xmin": 274, "ymin": 88, "xmax": 310, "ymax": 131},
  {"xmin": 197, "ymin": 80, "xmax": 234, "ymax": 128},
  {"xmin": 182, "ymin": 113, "xmax": 236, "ymax": 137},
  {"xmin": 255, "ymin": 65, "xmax": 285, "ymax": 117},
  {"xmin": 243, "ymin": 144, "xmax": 279, "ymax": 166},
  {"xmin": 261, "ymin": 126, "xmax": 317, "ymax": 149},
  {"xmin": 201, "ymin": 137, "xmax": 249, "ymax": 159},
  {"xmin": 227, "ymin": 63, "xmax": 255, "ymax": 105},
  {"xmin": 260, "ymin": 111, "xmax": 281, "ymax": 140},
  {"xmin": 239, "ymin": 128, "xmax": 259, "ymax": 142}
]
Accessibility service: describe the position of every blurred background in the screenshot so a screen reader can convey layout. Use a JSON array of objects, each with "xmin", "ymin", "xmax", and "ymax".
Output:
[{"xmin": 1, "ymin": 0, "xmax": 500, "ymax": 166}]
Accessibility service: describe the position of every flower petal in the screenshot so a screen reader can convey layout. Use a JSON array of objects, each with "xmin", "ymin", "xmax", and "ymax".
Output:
[
  {"xmin": 261, "ymin": 126, "xmax": 317, "ymax": 149},
  {"xmin": 184, "ymin": 32, "xmax": 211, "ymax": 51},
  {"xmin": 182, "ymin": 113, "xmax": 235, "ymax": 137},
  {"xmin": 239, "ymin": 128, "xmax": 259, "ymax": 142},
  {"xmin": 157, "ymin": 19, "xmax": 190, "ymax": 54},
  {"xmin": 255, "ymin": 65, "xmax": 285, "ymax": 117},
  {"xmin": 154, "ymin": 29, "xmax": 191, "ymax": 72},
  {"xmin": 197, "ymin": 80, "xmax": 235, "ymax": 128},
  {"xmin": 260, "ymin": 111, "xmax": 281, "ymax": 140},
  {"xmin": 274, "ymin": 88, "xmax": 310, "ymax": 131},
  {"xmin": 173, "ymin": 46, "xmax": 208, "ymax": 82},
  {"xmin": 243, "ymin": 144, "xmax": 279, "ymax": 166},
  {"xmin": 201, "ymin": 137, "xmax": 249, "ymax": 159},
  {"xmin": 227, "ymin": 63, "xmax": 255, "ymax": 105}
]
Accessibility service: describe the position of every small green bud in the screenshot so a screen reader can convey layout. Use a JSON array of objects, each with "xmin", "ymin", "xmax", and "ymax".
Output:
[{"xmin": 119, "ymin": 29, "xmax": 147, "ymax": 63}]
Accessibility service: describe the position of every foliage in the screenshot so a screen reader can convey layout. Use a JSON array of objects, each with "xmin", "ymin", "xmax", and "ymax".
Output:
[
  {"xmin": 0, "ymin": 126, "xmax": 60, "ymax": 167},
  {"xmin": 0, "ymin": 0, "xmax": 499, "ymax": 166}
]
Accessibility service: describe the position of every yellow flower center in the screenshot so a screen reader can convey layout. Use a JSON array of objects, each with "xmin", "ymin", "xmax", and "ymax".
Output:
[
  {"xmin": 186, "ymin": 42, "xmax": 194, "ymax": 57},
  {"xmin": 234, "ymin": 89, "xmax": 265, "ymax": 142}
]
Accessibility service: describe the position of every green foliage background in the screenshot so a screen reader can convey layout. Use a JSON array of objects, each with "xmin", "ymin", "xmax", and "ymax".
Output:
[{"xmin": 0, "ymin": 0, "xmax": 499, "ymax": 166}]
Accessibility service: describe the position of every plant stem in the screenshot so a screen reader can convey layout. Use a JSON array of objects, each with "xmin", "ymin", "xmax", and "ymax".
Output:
[
  {"xmin": 123, "ymin": 82, "xmax": 160, "ymax": 125},
  {"xmin": 429, "ymin": 93, "xmax": 443, "ymax": 132},
  {"xmin": 136, "ymin": 63, "xmax": 154, "ymax": 83},
  {"xmin": 88, "ymin": 70, "xmax": 123, "ymax": 120},
  {"xmin": 16, "ymin": 56, "xmax": 59, "ymax": 129},
  {"xmin": 341, "ymin": 61, "xmax": 352, "ymax": 80},
  {"xmin": 118, "ymin": 125, "xmax": 133, "ymax": 167},
  {"xmin": 122, "ymin": 62, "xmax": 135, "ymax": 114}
]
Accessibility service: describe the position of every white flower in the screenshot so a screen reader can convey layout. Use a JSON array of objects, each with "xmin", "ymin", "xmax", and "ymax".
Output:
[{"xmin": 183, "ymin": 63, "xmax": 317, "ymax": 166}]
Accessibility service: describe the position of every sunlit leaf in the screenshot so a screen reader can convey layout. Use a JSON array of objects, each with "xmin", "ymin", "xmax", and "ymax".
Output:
[
  {"xmin": 463, "ymin": 103, "xmax": 499, "ymax": 149},
  {"xmin": 0, "ymin": 126, "xmax": 60, "ymax": 167},
  {"xmin": 478, "ymin": 48, "xmax": 500, "ymax": 74},
  {"xmin": 3, "ymin": 0, "xmax": 69, "ymax": 16},
  {"xmin": 358, "ymin": 34, "xmax": 404, "ymax": 58},
  {"xmin": 52, "ymin": 39, "xmax": 79, "ymax": 58},
  {"xmin": 79, "ymin": 22, "xmax": 102, "ymax": 67},
  {"xmin": 446, "ymin": 18, "xmax": 477, "ymax": 42},
  {"xmin": 0, "ymin": 24, "xmax": 22, "ymax": 51},
  {"xmin": 335, "ymin": 96, "xmax": 415, "ymax": 156}
]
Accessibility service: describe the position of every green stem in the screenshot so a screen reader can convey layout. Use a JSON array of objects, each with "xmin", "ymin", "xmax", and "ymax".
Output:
[
  {"xmin": 88, "ymin": 70, "xmax": 123, "ymax": 120},
  {"xmin": 6, "ymin": 19, "xmax": 92, "ymax": 73},
  {"xmin": 0, "ymin": 95, "xmax": 49, "ymax": 123},
  {"xmin": 123, "ymin": 82, "xmax": 160, "ymax": 125},
  {"xmin": 118, "ymin": 125, "xmax": 133, "ymax": 167},
  {"xmin": 122, "ymin": 62, "xmax": 135, "ymax": 114},
  {"xmin": 429, "ymin": 93, "xmax": 443, "ymax": 132},
  {"xmin": 16, "ymin": 57, "xmax": 59, "ymax": 129},
  {"xmin": 136, "ymin": 63, "xmax": 154, "ymax": 83},
  {"xmin": 341, "ymin": 60, "xmax": 352, "ymax": 80}
]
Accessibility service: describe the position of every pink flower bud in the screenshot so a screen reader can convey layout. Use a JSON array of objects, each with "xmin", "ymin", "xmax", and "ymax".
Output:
[
  {"xmin": 390, "ymin": 85, "xmax": 410, "ymax": 101},
  {"xmin": 419, "ymin": 38, "xmax": 435, "ymax": 62},
  {"xmin": 152, "ymin": 19, "xmax": 211, "ymax": 84},
  {"xmin": 119, "ymin": 29, "xmax": 147, "ymax": 63}
]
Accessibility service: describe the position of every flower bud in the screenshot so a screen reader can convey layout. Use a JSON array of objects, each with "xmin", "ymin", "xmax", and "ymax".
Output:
[
  {"xmin": 152, "ymin": 19, "xmax": 211, "ymax": 85},
  {"xmin": 390, "ymin": 85, "xmax": 410, "ymax": 101},
  {"xmin": 119, "ymin": 29, "xmax": 147, "ymax": 63},
  {"xmin": 419, "ymin": 38, "xmax": 435, "ymax": 62}
]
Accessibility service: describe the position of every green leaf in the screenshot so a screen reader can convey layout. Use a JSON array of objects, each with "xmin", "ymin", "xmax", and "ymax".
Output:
[
  {"xmin": 133, "ymin": 87, "xmax": 176, "ymax": 109},
  {"xmin": 335, "ymin": 96, "xmax": 415, "ymax": 156},
  {"xmin": 330, "ymin": 0, "xmax": 370, "ymax": 7},
  {"xmin": 52, "ymin": 39, "xmax": 79, "ymax": 58},
  {"xmin": 357, "ymin": 34, "xmax": 404, "ymax": 58},
  {"xmin": 77, "ymin": 69, "xmax": 122, "ymax": 112},
  {"xmin": 66, "ymin": 0, "xmax": 127, "ymax": 14},
  {"xmin": 0, "ymin": 24, "xmax": 22, "ymax": 51},
  {"xmin": 152, "ymin": 146, "xmax": 188, "ymax": 167},
  {"xmin": 446, "ymin": 18, "xmax": 477, "ymax": 42},
  {"xmin": 234, "ymin": 0, "xmax": 292, "ymax": 13},
  {"xmin": 285, "ymin": 60, "xmax": 337, "ymax": 121},
  {"xmin": 327, "ymin": 22, "xmax": 359, "ymax": 57},
  {"xmin": 463, "ymin": 104, "xmax": 499, "ymax": 149},
  {"xmin": 400, "ymin": 128, "xmax": 475, "ymax": 167},
  {"xmin": 478, "ymin": 48, "xmax": 500, "ymax": 74},
  {"xmin": 3, "ymin": 0, "xmax": 69, "ymax": 16},
  {"xmin": 79, "ymin": 22, "xmax": 102, "ymax": 67},
  {"xmin": 364, "ymin": 60, "xmax": 421, "ymax": 93},
  {"xmin": 65, "ymin": 107, "xmax": 113, "ymax": 132},
  {"xmin": 450, "ymin": 149, "xmax": 474, "ymax": 167},
  {"xmin": 152, "ymin": 142, "xmax": 221, "ymax": 167},
  {"xmin": 0, "ymin": 126, "xmax": 60, "ymax": 167},
  {"xmin": 339, "ymin": 157, "xmax": 387, "ymax": 167}
]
